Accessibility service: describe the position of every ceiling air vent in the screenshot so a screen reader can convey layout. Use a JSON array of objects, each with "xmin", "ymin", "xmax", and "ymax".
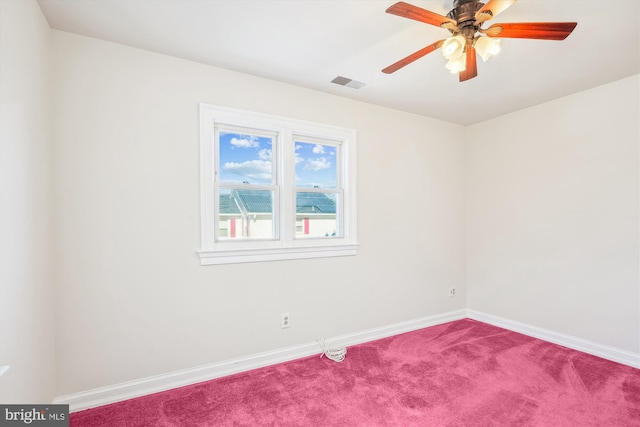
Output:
[{"xmin": 331, "ymin": 76, "xmax": 366, "ymax": 89}]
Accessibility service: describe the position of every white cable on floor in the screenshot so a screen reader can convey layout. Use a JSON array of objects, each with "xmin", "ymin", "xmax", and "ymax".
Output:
[{"xmin": 318, "ymin": 338, "xmax": 347, "ymax": 362}]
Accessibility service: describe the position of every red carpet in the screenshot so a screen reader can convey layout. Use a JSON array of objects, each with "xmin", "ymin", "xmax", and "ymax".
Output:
[{"xmin": 70, "ymin": 319, "xmax": 640, "ymax": 426}]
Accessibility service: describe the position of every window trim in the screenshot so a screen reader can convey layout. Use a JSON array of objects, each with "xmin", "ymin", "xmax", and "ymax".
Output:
[{"xmin": 198, "ymin": 103, "xmax": 358, "ymax": 265}]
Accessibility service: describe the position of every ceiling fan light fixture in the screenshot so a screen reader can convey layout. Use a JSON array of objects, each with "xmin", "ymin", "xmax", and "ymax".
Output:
[
  {"xmin": 474, "ymin": 36, "xmax": 501, "ymax": 62},
  {"xmin": 442, "ymin": 35, "xmax": 466, "ymax": 60},
  {"xmin": 445, "ymin": 54, "xmax": 467, "ymax": 73}
]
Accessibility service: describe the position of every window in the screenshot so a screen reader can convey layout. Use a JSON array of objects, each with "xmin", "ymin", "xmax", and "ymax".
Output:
[{"xmin": 199, "ymin": 104, "xmax": 357, "ymax": 265}]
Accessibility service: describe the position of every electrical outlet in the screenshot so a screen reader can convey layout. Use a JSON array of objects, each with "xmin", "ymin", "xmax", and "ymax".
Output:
[
  {"xmin": 449, "ymin": 288, "xmax": 456, "ymax": 297},
  {"xmin": 281, "ymin": 312, "xmax": 290, "ymax": 329}
]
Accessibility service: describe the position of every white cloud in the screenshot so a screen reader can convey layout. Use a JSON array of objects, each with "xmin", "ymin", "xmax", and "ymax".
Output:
[
  {"xmin": 294, "ymin": 145, "xmax": 304, "ymax": 164},
  {"xmin": 230, "ymin": 136, "xmax": 259, "ymax": 148},
  {"xmin": 258, "ymin": 148, "xmax": 271, "ymax": 160},
  {"xmin": 312, "ymin": 144, "xmax": 325, "ymax": 154},
  {"xmin": 223, "ymin": 160, "xmax": 272, "ymax": 181},
  {"xmin": 304, "ymin": 157, "xmax": 331, "ymax": 171}
]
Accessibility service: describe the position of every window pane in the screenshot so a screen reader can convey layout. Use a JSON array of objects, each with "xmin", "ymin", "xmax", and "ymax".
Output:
[
  {"xmin": 295, "ymin": 192, "xmax": 338, "ymax": 238},
  {"xmin": 219, "ymin": 131, "xmax": 273, "ymax": 185},
  {"xmin": 218, "ymin": 188, "xmax": 274, "ymax": 240},
  {"xmin": 294, "ymin": 141, "xmax": 337, "ymax": 189}
]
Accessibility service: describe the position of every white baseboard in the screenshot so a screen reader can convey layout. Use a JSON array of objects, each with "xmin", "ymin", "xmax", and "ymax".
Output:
[
  {"xmin": 467, "ymin": 310, "xmax": 640, "ymax": 369},
  {"xmin": 54, "ymin": 309, "xmax": 467, "ymax": 412},
  {"xmin": 55, "ymin": 309, "xmax": 639, "ymax": 412}
]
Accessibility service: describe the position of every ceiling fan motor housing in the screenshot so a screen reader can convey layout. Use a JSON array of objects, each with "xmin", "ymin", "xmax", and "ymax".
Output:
[{"xmin": 448, "ymin": 0, "xmax": 485, "ymax": 43}]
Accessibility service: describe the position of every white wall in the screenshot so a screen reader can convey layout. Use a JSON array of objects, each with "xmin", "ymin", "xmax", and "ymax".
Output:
[
  {"xmin": 51, "ymin": 31, "xmax": 467, "ymax": 396},
  {"xmin": 467, "ymin": 75, "xmax": 640, "ymax": 354},
  {"xmin": 0, "ymin": 0, "xmax": 56, "ymax": 403}
]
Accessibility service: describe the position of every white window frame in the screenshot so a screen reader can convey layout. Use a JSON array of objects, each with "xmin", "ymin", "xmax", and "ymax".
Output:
[{"xmin": 198, "ymin": 104, "xmax": 358, "ymax": 265}]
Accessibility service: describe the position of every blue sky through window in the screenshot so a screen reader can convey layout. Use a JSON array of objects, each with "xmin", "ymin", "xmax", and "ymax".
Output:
[
  {"xmin": 295, "ymin": 141, "xmax": 337, "ymax": 189},
  {"xmin": 219, "ymin": 131, "xmax": 273, "ymax": 185},
  {"xmin": 219, "ymin": 131, "xmax": 337, "ymax": 188}
]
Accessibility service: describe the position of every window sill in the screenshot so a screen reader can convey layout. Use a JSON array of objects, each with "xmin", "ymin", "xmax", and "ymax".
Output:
[{"xmin": 198, "ymin": 243, "xmax": 359, "ymax": 265}]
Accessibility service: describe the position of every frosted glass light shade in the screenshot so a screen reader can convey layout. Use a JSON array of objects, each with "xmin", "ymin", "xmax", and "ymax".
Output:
[
  {"xmin": 445, "ymin": 55, "xmax": 467, "ymax": 73},
  {"xmin": 475, "ymin": 36, "xmax": 501, "ymax": 62},
  {"xmin": 442, "ymin": 35, "xmax": 466, "ymax": 60}
]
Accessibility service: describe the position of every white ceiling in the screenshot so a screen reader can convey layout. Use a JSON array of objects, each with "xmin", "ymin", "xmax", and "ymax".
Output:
[{"xmin": 37, "ymin": 0, "xmax": 639, "ymax": 125}]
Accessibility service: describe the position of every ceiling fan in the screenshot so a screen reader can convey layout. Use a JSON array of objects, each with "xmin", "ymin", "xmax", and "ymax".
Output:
[{"xmin": 382, "ymin": 0, "xmax": 577, "ymax": 82}]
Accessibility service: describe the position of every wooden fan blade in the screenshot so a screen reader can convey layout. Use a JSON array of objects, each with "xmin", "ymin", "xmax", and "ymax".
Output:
[
  {"xmin": 459, "ymin": 48, "xmax": 478, "ymax": 82},
  {"xmin": 386, "ymin": 2, "xmax": 457, "ymax": 29},
  {"xmin": 475, "ymin": 0, "xmax": 517, "ymax": 23},
  {"xmin": 483, "ymin": 22, "xmax": 577, "ymax": 40},
  {"xmin": 382, "ymin": 40, "xmax": 445, "ymax": 74}
]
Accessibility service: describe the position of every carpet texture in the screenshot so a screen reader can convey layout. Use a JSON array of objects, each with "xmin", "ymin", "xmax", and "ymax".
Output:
[{"xmin": 70, "ymin": 319, "xmax": 640, "ymax": 426}]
